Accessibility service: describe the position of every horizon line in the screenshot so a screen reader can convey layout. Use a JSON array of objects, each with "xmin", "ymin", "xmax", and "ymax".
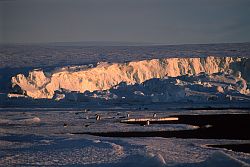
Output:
[{"xmin": 0, "ymin": 41, "xmax": 250, "ymax": 47}]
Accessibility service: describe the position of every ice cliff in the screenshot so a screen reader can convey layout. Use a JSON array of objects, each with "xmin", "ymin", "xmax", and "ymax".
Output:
[{"xmin": 11, "ymin": 56, "xmax": 250, "ymax": 99}]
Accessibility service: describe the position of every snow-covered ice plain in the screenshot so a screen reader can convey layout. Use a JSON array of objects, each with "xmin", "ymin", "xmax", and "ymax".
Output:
[{"xmin": 0, "ymin": 43, "xmax": 250, "ymax": 166}]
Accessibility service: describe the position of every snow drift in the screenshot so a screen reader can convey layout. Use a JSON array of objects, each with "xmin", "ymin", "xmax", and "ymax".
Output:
[
  {"xmin": 75, "ymin": 72, "xmax": 250, "ymax": 103},
  {"xmin": 11, "ymin": 56, "xmax": 250, "ymax": 99}
]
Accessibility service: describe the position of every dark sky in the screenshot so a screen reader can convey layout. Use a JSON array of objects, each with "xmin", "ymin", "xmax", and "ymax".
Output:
[{"xmin": 1, "ymin": 0, "xmax": 250, "ymax": 44}]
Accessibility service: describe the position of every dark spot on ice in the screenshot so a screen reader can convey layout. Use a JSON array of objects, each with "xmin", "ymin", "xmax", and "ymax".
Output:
[
  {"xmin": 96, "ymin": 115, "xmax": 100, "ymax": 120},
  {"xmin": 63, "ymin": 123, "xmax": 68, "ymax": 127}
]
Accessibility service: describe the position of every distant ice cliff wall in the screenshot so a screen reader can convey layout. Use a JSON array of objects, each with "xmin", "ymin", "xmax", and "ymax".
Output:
[{"xmin": 11, "ymin": 56, "xmax": 250, "ymax": 99}]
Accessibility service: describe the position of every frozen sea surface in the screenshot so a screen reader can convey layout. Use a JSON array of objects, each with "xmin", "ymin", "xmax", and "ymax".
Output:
[
  {"xmin": 0, "ymin": 108, "xmax": 250, "ymax": 166},
  {"xmin": 1, "ymin": 42, "xmax": 250, "ymax": 69}
]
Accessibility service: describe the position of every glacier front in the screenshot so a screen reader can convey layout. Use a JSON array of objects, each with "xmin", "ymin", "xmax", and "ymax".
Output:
[{"xmin": 11, "ymin": 56, "xmax": 250, "ymax": 99}]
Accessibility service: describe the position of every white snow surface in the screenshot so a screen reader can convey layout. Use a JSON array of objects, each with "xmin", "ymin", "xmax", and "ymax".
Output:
[
  {"xmin": 0, "ymin": 109, "xmax": 250, "ymax": 166},
  {"xmin": 1, "ymin": 44, "xmax": 250, "ymax": 166}
]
